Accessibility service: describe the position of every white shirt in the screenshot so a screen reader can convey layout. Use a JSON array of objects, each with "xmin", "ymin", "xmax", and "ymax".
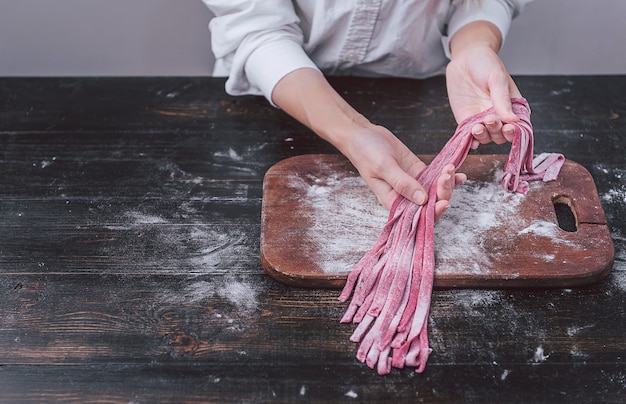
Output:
[{"xmin": 202, "ymin": 0, "xmax": 532, "ymax": 105}]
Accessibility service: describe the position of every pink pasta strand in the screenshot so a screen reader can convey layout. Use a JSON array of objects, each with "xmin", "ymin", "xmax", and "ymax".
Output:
[{"xmin": 339, "ymin": 98, "xmax": 565, "ymax": 375}]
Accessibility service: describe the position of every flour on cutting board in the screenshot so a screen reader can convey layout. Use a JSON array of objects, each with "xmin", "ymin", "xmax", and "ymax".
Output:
[
  {"xmin": 297, "ymin": 172, "xmax": 388, "ymax": 274},
  {"xmin": 296, "ymin": 169, "xmax": 532, "ymax": 275},
  {"xmin": 433, "ymin": 177, "xmax": 523, "ymax": 274}
]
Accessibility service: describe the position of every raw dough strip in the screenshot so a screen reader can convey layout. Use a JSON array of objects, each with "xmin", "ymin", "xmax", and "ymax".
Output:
[{"xmin": 339, "ymin": 98, "xmax": 565, "ymax": 375}]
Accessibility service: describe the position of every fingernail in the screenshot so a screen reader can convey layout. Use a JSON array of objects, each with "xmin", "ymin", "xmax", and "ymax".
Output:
[{"xmin": 413, "ymin": 190, "xmax": 426, "ymax": 205}]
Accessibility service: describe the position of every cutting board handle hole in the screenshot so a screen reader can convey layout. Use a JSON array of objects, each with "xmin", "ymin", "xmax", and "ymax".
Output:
[{"xmin": 552, "ymin": 195, "xmax": 577, "ymax": 232}]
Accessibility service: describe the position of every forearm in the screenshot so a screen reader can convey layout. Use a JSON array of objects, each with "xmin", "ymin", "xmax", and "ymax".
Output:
[
  {"xmin": 271, "ymin": 68, "xmax": 371, "ymax": 154},
  {"xmin": 449, "ymin": 20, "xmax": 502, "ymax": 59}
]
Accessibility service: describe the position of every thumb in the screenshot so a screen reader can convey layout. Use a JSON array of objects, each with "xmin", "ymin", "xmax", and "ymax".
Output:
[
  {"xmin": 490, "ymin": 76, "xmax": 519, "ymax": 123},
  {"xmin": 388, "ymin": 168, "xmax": 429, "ymax": 207}
]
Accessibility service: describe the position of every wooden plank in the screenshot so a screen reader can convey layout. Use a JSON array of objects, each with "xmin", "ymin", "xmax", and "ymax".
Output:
[
  {"xmin": 0, "ymin": 196, "xmax": 263, "ymax": 275},
  {"xmin": 0, "ymin": 363, "xmax": 624, "ymax": 403},
  {"xmin": 261, "ymin": 154, "xmax": 614, "ymax": 288},
  {"xmin": 0, "ymin": 272, "xmax": 624, "ymax": 401},
  {"xmin": 1, "ymin": 273, "xmax": 624, "ymax": 364}
]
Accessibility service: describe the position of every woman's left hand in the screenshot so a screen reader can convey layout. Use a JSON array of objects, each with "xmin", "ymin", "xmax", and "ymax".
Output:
[{"xmin": 445, "ymin": 22, "xmax": 523, "ymax": 149}]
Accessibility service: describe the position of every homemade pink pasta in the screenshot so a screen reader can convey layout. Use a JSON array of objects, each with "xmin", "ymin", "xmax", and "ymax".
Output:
[{"xmin": 339, "ymin": 98, "xmax": 565, "ymax": 375}]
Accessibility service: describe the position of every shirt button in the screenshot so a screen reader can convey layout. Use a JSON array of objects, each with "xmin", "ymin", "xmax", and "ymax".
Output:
[{"xmin": 345, "ymin": 50, "xmax": 359, "ymax": 62}]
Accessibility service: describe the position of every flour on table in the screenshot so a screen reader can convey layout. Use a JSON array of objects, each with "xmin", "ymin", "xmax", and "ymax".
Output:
[
  {"xmin": 532, "ymin": 346, "xmax": 549, "ymax": 363},
  {"xmin": 126, "ymin": 211, "xmax": 168, "ymax": 225},
  {"xmin": 102, "ymin": 206, "xmax": 254, "ymax": 275},
  {"xmin": 344, "ymin": 390, "xmax": 358, "ymax": 399},
  {"xmin": 212, "ymin": 144, "xmax": 269, "ymax": 176},
  {"xmin": 160, "ymin": 277, "xmax": 259, "ymax": 313}
]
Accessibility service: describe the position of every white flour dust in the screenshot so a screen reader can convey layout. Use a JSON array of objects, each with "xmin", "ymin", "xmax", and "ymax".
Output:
[
  {"xmin": 452, "ymin": 289, "xmax": 504, "ymax": 311},
  {"xmin": 212, "ymin": 144, "xmax": 269, "ymax": 176},
  {"xmin": 296, "ymin": 169, "xmax": 524, "ymax": 275},
  {"xmin": 532, "ymin": 346, "xmax": 549, "ymax": 363},
  {"xmin": 518, "ymin": 220, "xmax": 574, "ymax": 246},
  {"xmin": 602, "ymin": 188, "xmax": 626, "ymax": 204},
  {"xmin": 595, "ymin": 164, "xmax": 626, "ymax": 204},
  {"xmin": 102, "ymin": 207, "xmax": 254, "ymax": 275},
  {"xmin": 593, "ymin": 164, "xmax": 626, "ymax": 292},
  {"xmin": 126, "ymin": 211, "xmax": 168, "ymax": 225},
  {"xmin": 217, "ymin": 280, "xmax": 259, "ymax": 311},
  {"xmin": 296, "ymin": 172, "xmax": 388, "ymax": 274},
  {"xmin": 161, "ymin": 278, "xmax": 259, "ymax": 312},
  {"xmin": 345, "ymin": 390, "xmax": 358, "ymax": 399},
  {"xmin": 433, "ymin": 177, "xmax": 523, "ymax": 274}
]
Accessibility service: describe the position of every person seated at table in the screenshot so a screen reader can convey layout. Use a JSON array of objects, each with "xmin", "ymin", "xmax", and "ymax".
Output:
[{"xmin": 202, "ymin": 0, "xmax": 531, "ymax": 214}]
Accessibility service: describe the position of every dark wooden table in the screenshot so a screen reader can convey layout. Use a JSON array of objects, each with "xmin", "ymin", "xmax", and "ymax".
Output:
[{"xmin": 0, "ymin": 76, "xmax": 624, "ymax": 403}]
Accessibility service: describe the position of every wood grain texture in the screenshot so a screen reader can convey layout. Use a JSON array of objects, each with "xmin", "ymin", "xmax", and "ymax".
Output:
[{"xmin": 0, "ymin": 76, "xmax": 624, "ymax": 403}]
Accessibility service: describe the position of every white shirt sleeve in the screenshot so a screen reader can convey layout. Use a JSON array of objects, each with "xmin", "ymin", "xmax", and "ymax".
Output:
[
  {"xmin": 203, "ymin": 0, "xmax": 319, "ymax": 106},
  {"xmin": 442, "ymin": 0, "xmax": 534, "ymax": 58}
]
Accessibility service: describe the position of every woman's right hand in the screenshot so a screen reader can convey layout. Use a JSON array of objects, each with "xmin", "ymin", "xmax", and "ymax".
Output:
[
  {"xmin": 342, "ymin": 123, "xmax": 466, "ymax": 215},
  {"xmin": 272, "ymin": 68, "xmax": 465, "ymax": 214}
]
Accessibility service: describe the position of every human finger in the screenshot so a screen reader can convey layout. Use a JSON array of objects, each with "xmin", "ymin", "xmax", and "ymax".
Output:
[
  {"xmin": 489, "ymin": 75, "xmax": 519, "ymax": 123},
  {"xmin": 436, "ymin": 164, "xmax": 467, "ymax": 201},
  {"xmin": 501, "ymin": 122, "xmax": 517, "ymax": 143},
  {"xmin": 483, "ymin": 115, "xmax": 507, "ymax": 145},
  {"xmin": 435, "ymin": 165, "xmax": 455, "ymax": 202},
  {"xmin": 434, "ymin": 200, "xmax": 450, "ymax": 221},
  {"xmin": 471, "ymin": 123, "xmax": 491, "ymax": 147},
  {"xmin": 375, "ymin": 163, "xmax": 429, "ymax": 209}
]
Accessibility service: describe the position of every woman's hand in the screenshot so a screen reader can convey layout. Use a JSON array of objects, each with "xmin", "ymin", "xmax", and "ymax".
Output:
[
  {"xmin": 341, "ymin": 123, "xmax": 465, "ymax": 214},
  {"xmin": 446, "ymin": 21, "xmax": 523, "ymax": 149},
  {"xmin": 272, "ymin": 68, "xmax": 465, "ymax": 213}
]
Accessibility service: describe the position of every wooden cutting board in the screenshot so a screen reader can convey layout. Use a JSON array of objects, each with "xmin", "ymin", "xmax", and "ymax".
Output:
[{"xmin": 260, "ymin": 154, "xmax": 614, "ymax": 289}]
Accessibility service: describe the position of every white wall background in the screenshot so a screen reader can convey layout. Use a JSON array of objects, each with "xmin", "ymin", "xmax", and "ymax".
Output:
[
  {"xmin": 1, "ymin": 0, "xmax": 625, "ymax": 76},
  {"xmin": 0, "ymin": 0, "xmax": 214, "ymax": 76}
]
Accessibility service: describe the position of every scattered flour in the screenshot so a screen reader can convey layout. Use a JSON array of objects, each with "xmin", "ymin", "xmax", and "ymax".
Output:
[
  {"xmin": 516, "ymin": 220, "xmax": 576, "ymax": 248},
  {"xmin": 295, "ymin": 167, "xmax": 528, "ymax": 275},
  {"xmin": 518, "ymin": 220, "xmax": 574, "ymax": 247},
  {"xmin": 453, "ymin": 289, "xmax": 503, "ymax": 310},
  {"xmin": 101, "ymin": 205, "xmax": 254, "ymax": 275},
  {"xmin": 39, "ymin": 156, "xmax": 57, "ymax": 168},
  {"xmin": 595, "ymin": 164, "xmax": 625, "ymax": 204},
  {"xmin": 161, "ymin": 278, "xmax": 259, "ymax": 312},
  {"xmin": 125, "ymin": 211, "xmax": 168, "ymax": 225},
  {"xmin": 214, "ymin": 147, "xmax": 243, "ymax": 162},
  {"xmin": 602, "ymin": 187, "xmax": 626, "ymax": 204},
  {"xmin": 217, "ymin": 279, "xmax": 259, "ymax": 311},
  {"xmin": 566, "ymin": 324, "xmax": 595, "ymax": 337},
  {"xmin": 569, "ymin": 347, "xmax": 590, "ymax": 359},
  {"xmin": 532, "ymin": 346, "xmax": 549, "ymax": 363},
  {"xmin": 212, "ymin": 144, "xmax": 269, "ymax": 175},
  {"xmin": 295, "ymin": 171, "xmax": 388, "ymax": 274},
  {"xmin": 344, "ymin": 390, "xmax": 358, "ymax": 399},
  {"xmin": 593, "ymin": 164, "xmax": 626, "ymax": 291},
  {"xmin": 611, "ymin": 257, "xmax": 626, "ymax": 293},
  {"xmin": 434, "ymin": 177, "xmax": 523, "ymax": 274}
]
